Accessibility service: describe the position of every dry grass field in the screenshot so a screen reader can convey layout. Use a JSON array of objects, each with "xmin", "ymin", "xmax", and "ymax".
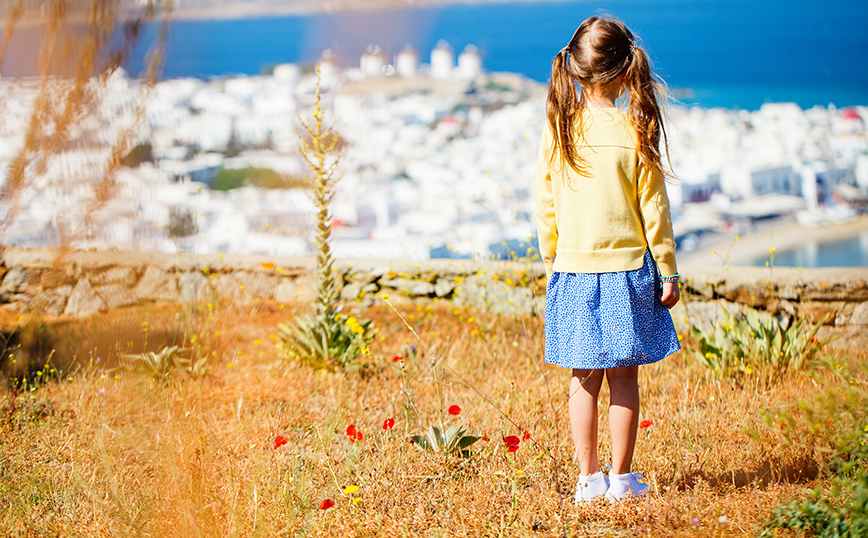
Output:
[{"xmin": 0, "ymin": 291, "xmax": 864, "ymax": 537}]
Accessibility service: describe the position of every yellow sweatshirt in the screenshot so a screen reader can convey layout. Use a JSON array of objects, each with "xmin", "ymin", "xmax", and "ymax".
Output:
[{"xmin": 535, "ymin": 107, "xmax": 677, "ymax": 280}]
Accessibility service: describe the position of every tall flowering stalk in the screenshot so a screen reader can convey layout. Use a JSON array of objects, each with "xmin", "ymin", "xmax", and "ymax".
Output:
[
  {"xmin": 297, "ymin": 74, "xmax": 341, "ymax": 323},
  {"xmin": 279, "ymin": 68, "xmax": 375, "ymax": 370}
]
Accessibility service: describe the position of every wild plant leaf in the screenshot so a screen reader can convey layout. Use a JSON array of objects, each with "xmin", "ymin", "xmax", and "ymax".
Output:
[
  {"xmin": 457, "ymin": 435, "xmax": 482, "ymax": 450},
  {"xmin": 409, "ymin": 434, "xmax": 432, "ymax": 452},
  {"xmin": 428, "ymin": 425, "xmax": 444, "ymax": 451},
  {"xmin": 190, "ymin": 356, "xmax": 208, "ymax": 378},
  {"xmin": 444, "ymin": 424, "xmax": 467, "ymax": 452}
]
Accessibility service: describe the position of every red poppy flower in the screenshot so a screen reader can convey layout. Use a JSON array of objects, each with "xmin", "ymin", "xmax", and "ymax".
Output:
[
  {"xmin": 393, "ymin": 355, "xmax": 404, "ymax": 362},
  {"xmin": 346, "ymin": 425, "xmax": 362, "ymax": 443},
  {"xmin": 522, "ymin": 430, "xmax": 531, "ymax": 440},
  {"xmin": 273, "ymin": 435, "xmax": 288, "ymax": 449},
  {"xmin": 640, "ymin": 420, "xmax": 653, "ymax": 429},
  {"xmin": 383, "ymin": 418, "xmax": 395, "ymax": 430},
  {"xmin": 480, "ymin": 437, "xmax": 490, "ymax": 442},
  {"xmin": 503, "ymin": 435, "xmax": 520, "ymax": 447},
  {"xmin": 319, "ymin": 498, "xmax": 335, "ymax": 510},
  {"xmin": 448, "ymin": 405, "xmax": 461, "ymax": 416}
]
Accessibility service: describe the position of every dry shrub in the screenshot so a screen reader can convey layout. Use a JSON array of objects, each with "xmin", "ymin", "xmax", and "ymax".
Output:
[{"xmin": 0, "ymin": 0, "xmax": 171, "ymax": 261}]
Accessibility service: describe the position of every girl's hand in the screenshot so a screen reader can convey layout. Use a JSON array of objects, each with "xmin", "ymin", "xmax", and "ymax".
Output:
[{"xmin": 660, "ymin": 282, "xmax": 680, "ymax": 309}]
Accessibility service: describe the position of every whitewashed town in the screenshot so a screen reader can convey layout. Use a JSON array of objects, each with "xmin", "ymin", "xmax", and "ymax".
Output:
[{"xmin": 1, "ymin": 41, "xmax": 866, "ymax": 261}]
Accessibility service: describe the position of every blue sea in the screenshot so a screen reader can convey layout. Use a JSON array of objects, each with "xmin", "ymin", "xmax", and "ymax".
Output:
[
  {"xmin": 749, "ymin": 230, "xmax": 868, "ymax": 268},
  {"xmin": 3, "ymin": 0, "xmax": 868, "ymax": 109}
]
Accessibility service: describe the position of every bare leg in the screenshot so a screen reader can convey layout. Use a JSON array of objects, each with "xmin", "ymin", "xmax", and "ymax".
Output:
[
  {"xmin": 606, "ymin": 365, "xmax": 640, "ymax": 474},
  {"xmin": 569, "ymin": 368, "xmax": 605, "ymax": 475}
]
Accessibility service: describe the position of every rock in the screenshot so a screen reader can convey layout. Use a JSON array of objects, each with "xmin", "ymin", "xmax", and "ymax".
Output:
[
  {"xmin": 682, "ymin": 277, "xmax": 718, "ymax": 300},
  {"xmin": 679, "ymin": 300, "xmax": 749, "ymax": 334},
  {"xmin": 38, "ymin": 269, "xmax": 75, "ymax": 289},
  {"xmin": 340, "ymin": 282, "xmax": 364, "ymax": 301},
  {"xmin": 88, "ymin": 266, "xmax": 139, "ymax": 287},
  {"xmin": 798, "ymin": 303, "xmax": 839, "ymax": 326},
  {"xmin": 1, "ymin": 265, "xmax": 28, "ymax": 293},
  {"xmin": 241, "ymin": 272, "xmax": 281, "ymax": 300},
  {"xmin": 209, "ymin": 273, "xmax": 243, "ymax": 303},
  {"xmin": 96, "ymin": 284, "xmax": 140, "ymax": 310},
  {"xmin": 64, "ymin": 278, "xmax": 107, "ymax": 317},
  {"xmin": 274, "ymin": 277, "xmax": 314, "ymax": 304},
  {"xmin": 179, "ymin": 271, "xmax": 210, "ymax": 304},
  {"xmin": 434, "ymin": 279, "xmax": 456, "ymax": 298},
  {"xmin": 850, "ymin": 302, "xmax": 868, "ymax": 326},
  {"xmin": 453, "ymin": 275, "xmax": 532, "ymax": 315},
  {"xmin": 209, "ymin": 272, "xmax": 281, "ymax": 304},
  {"xmin": 134, "ymin": 266, "xmax": 179, "ymax": 303},
  {"xmin": 380, "ymin": 277, "xmax": 435, "ymax": 297},
  {"xmin": 30, "ymin": 285, "xmax": 73, "ymax": 315},
  {"xmin": 779, "ymin": 299, "xmax": 797, "ymax": 318}
]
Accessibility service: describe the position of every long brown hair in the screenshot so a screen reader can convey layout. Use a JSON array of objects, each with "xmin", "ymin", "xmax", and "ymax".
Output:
[{"xmin": 546, "ymin": 16, "xmax": 671, "ymax": 178}]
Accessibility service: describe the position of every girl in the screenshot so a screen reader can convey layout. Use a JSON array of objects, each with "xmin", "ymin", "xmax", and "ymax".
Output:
[{"xmin": 534, "ymin": 16, "xmax": 681, "ymax": 503}]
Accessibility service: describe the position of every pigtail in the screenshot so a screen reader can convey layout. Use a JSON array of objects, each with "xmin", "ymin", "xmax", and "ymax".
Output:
[
  {"xmin": 547, "ymin": 16, "xmax": 671, "ymax": 179},
  {"xmin": 623, "ymin": 46, "xmax": 672, "ymax": 179},
  {"xmin": 546, "ymin": 48, "xmax": 586, "ymax": 174}
]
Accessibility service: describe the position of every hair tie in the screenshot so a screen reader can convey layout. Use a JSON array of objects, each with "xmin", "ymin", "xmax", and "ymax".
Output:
[{"xmin": 629, "ymin": 41, "xmax": 637, "ymax": 53}]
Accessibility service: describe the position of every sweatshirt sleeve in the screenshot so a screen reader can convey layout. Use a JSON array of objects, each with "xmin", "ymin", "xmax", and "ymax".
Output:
[
  {"xmin": 637, "ymin": 162, "xmax": 678, "ymax": 277},
  {"xmin": 534, "ymin": 126, "xmax": 558, "ymax": 280}
]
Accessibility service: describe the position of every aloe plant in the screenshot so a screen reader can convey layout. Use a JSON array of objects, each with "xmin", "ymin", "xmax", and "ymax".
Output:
[
  {"xmin": 124, "ymin": 345, "xmax": 207, "ymax": 378},
  {"xmin": 689, "ymin": 305, "xmax": 836, "ymax": 381},
  {"xmin": 278, "ymin": 308, "xmax": 376, "ymax": 370},
  {"xmin": 410, "ymin": 424, "xmax": 482, "ymax": 457}
]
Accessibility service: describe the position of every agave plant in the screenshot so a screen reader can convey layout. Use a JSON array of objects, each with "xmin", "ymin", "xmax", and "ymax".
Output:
[
  {"xmin": 690, "ymin": 305, "xmax": 836, "ymax": 381},
  {"xmin": 278, "ymin": 308, "xmax": 376, "ymax": 371},
  {"xmin": 410, "ymin": 424, "xmax": 482, "ymax": 457},
  {"xmin": 124, "ymin": 345, "xmax": 206, "ymax": 378}
]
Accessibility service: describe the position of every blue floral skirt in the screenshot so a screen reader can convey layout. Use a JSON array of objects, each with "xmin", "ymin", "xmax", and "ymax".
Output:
[{"xmin": 544, "ymin": 250, "xmax": 680, "ymax": 370}]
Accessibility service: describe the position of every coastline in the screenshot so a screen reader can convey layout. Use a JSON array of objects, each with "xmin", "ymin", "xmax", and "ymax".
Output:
[
  {"xmin": 5, "ymin": 0, "xmax": 576, "ymax": 25},
  {"xmin": 168, "ymin": 0, "xmax": 576, "ymax": 21},
  {"xmin": 678, "ymin": 215, "xmax": 868, "ymax": 267}
]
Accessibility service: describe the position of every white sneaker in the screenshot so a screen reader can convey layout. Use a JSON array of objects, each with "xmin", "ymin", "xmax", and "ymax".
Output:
[
  {"xmin": 574, "ymin": 471, "xmax": 610, "ymax": 504},
  {"xmin": 605, "ymin": 471, "xmax": 649, "ymax": 502}
]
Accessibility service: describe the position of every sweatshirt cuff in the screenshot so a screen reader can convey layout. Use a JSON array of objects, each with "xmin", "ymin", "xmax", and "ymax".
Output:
[{"xmin": 655, "ymin": 258, "xmax": 678, "ymax": 279}]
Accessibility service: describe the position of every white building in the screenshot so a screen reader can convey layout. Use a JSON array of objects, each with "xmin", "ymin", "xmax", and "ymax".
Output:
[
  {"xmin": 273, "ymin": 63, "xmax": 300, "ymax": 83},
  {"xmin": 360, "ymin": 45, "xmax": 389, "ymax": 78},
  {"xmin": 396, "ymin": 45, "xmax": 419, "ymax": 78},
  {"xmin": 430, "ymin": 41, "xmax": 454, "ymax": 80},
  {"xmin": 318, "ymin": 50, "xmax": 341, "ymax": 87},
  {"xmin": 457, "ymin": 45, "xmax": 482, "ymax": 80}
]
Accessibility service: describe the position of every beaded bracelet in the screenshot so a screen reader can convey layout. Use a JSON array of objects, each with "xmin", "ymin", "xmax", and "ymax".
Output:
[{"xmin": 659, "ymin": 273, "xmax": 680, "ymax": 284}]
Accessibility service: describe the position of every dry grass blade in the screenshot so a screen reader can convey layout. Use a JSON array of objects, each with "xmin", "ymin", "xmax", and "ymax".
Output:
[{"xmin": 0, "ymin": 0, "xmax": 171, "ymax": 265}]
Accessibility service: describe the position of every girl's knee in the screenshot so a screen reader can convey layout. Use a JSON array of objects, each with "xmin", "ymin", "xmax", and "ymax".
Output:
[{"xmin": 606, "ymin": 365, "xmax": 638, "ymax": 383}]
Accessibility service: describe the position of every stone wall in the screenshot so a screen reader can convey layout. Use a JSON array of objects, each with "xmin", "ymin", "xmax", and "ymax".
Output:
[{"xmin": 2, "ymin": 247, "xmax": 867, "ymax": 339}]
